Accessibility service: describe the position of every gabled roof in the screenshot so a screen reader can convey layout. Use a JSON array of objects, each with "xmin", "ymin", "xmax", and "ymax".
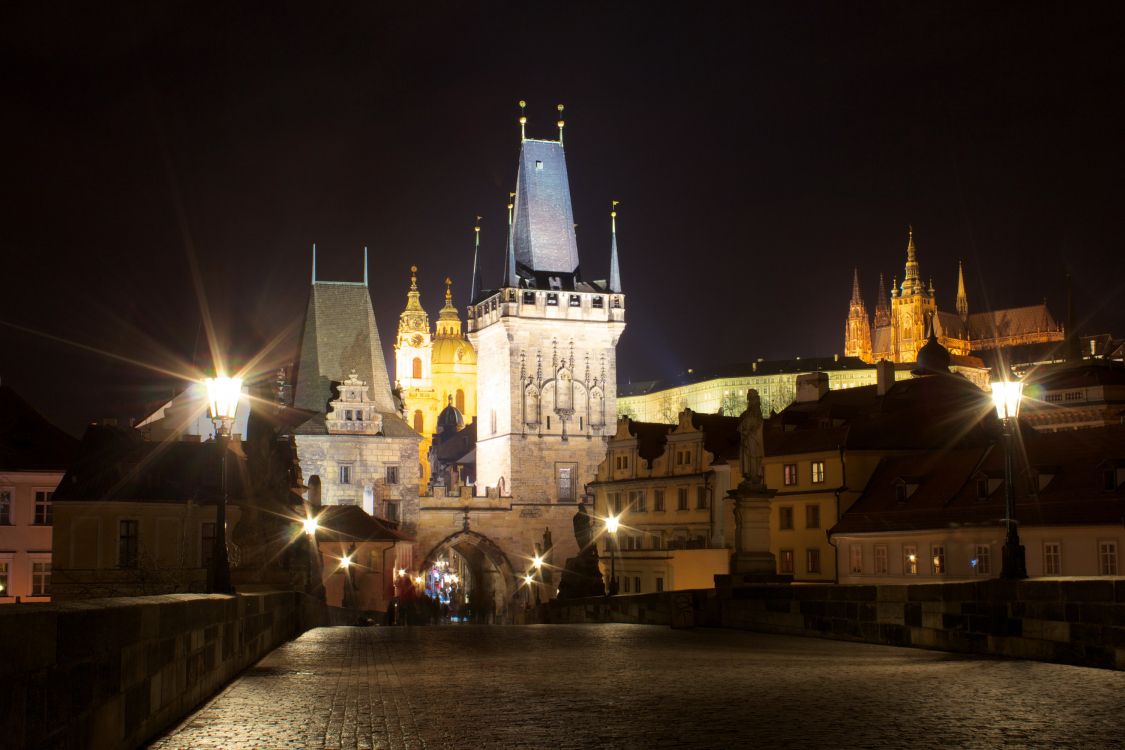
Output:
[
  {"xmin": 313, "ymin": 504, "xmax": 412, "ymax": 543},
  {"xmin": 0, "ymin": 385, "xmax": 79, "ymax": 472},
  {"xmin": 292, "ymin": 281, "xmax": 399, "ymax": 434},
  {"xmin": 845, "ymin": 374, "xmax": 996, "ymax": 451},
  {"xmin": 831, "ymin": 426, "xmax": 1125, "ymax": 535},
  {"xmin": 968, "ymin": 303, "xmax": 1060, "ymax": 342},
  {"xmin": 52, "ymin": 424, "xmax": 250, "ymax": 503},
  {"xmin": 512, "ymin": 139, "xmax": 580, "ymax": 276}
]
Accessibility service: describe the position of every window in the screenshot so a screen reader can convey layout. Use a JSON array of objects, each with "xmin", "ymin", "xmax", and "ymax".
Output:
[
  {"xmin": 0, "ymin": 561, "xmax": 8, "ymax": 596},
  {"xmin": 976, "ymin": 478, "xmax": 990, "ymax": 501},
  {"xmin": 654, "ymin": 490, "xmax": 665, "ymax": 512},
  {"xmin": 385, "ymin": 501, "xmax": 400, "ymax": 523},
  {"xmin": 412, "ymin": 357, "xmax": 422, "ymax": 379},
  {"xmin": 931, "ymin": 545, "xmax": 945, "ymax": 575},
  {"xmin": 805, "ymin": 504, "xmax": 820, "ymax": 529},
  {"xmin": 623, "ymin": 576, "xmax": 631, "ymax": 593},
  {"xmin": 607, "ymin": 492, "xmax": 620, "ymax": 515},
  {"xmin": 895, "ymin": 483, "xmax": 908, "ymax": 503},
  {"xmin": 592, "ymin": 296, "xmax": 604, "ymax": 309},
  {"xmin": 456, "ymin": 389, "xmax": 465, "ymax": 413},
  {"xmin": 811, "ymin": 461, "xmax": 825, "ymax": 484},
  {"xmin": 119, "ymin": 520, "xmax": 140, "ymax": 569},
  {"xmin": 490, "ymin": 409, "xmax": 497, "ymax": 435},
  {"xmin": 31, "ymin": 561, "xmax": 50, "ymax": 597},
  {"xmin": 523, "ymin": 291, "xmax": 536, "ymax": 305},
  {"xmin": 778, "ymin": 549, "xmax": 795, "ymax": 574},
  {"xmin": 339, "ymin": 465, "xmax": 352, "ymax": 485},
  {"xmin": 634, "ymin": 576, "xmax": 641, "ymax": 594},
  {"xmin": 345, "ymin": 409, "xmax": 353, "ymax": 421},
  {"xmin": 783, "ymin": 464, "xmax": 798, "ymax": 486},
  {"xmin": 413, "ymin": 410, "xmax": 424, "ymax": 433},
  {"xmin": 385, "ymin": 466, "xmax": 400, "ymax": 485},
  {"xmin": 632, "ymin": 490, "xmax": 646, "ymax": 512},
  {"xmin": 778, "ymin": 507, "xmax": 794, "ymax": 530},
  {"xmin": 569, "ymin": 294, "xmax": 581, "ymax": 307},
  {"xmin": 677, "ymin": 488, "xmax": 689, "ymax": 510},
  {"xmin": 557, "ymin": 465, "xmax": 575, "ymax": 502},
  {"xmin": 903, "ymin": 545, "xmax": 918, "ymax": 575},
  {"xmin": 34, "ymin": 491, "xmax": 52, "ymax": 525},
  {"xmin": 1043, "ymin": 542, "xmax": 1062, "ymax": 575},
  {"xmin": 974, "ymin": 544, "xmax": 991, "ymax": 575},
  {"xmin": 806, "ymin": 548, "xmax": 821, "ymax": 574},
  {"xmin": 201, "ymin": 522, "xmax": 216, "ymax": 568},
  {"xmin": 1098, "ymin": 540, "xmax": 1118, "ymax": 576},
  {"xmin": 615, "ymin": 454, "xmax": 630, "ymax": 470},
  {"xmin": 655, "ymin": 576, "xmax": 664, "ymax": 592},
  {"xmin": 1103, "ymin": 470, "xmax": 1118, "ymax": 492},
  {"xmin": 696, "ymin": 486, "xmax": 708, "ymax": 509},
  {"xmin": 651, "ymin": 535, "xmax": 662, "ymax": 549},
  {"xmin": 849, "ymin": 544, "xmax": 863, "ymax": 574},
  {"xmin": 546, "ymin": 292, "xmax": 559, "ymax": 306},
  {"xmin": 874, "ymin": 545, "xmax": 889, "ymax": 575},
  {"xmin": 0, "ymin": 489, "xmax": 10, "ymax": 524}
]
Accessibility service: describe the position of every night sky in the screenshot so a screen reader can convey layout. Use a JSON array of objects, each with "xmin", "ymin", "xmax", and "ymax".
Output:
[{"xmin": 3, "ymin": 2, "xmax": 1124, "ymax": 435}]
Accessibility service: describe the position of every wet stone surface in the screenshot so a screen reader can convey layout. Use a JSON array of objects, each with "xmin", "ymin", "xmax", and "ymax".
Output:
[{"xmin": 149, "ymin": 624, "xmax": 1125, "ymax": 749}]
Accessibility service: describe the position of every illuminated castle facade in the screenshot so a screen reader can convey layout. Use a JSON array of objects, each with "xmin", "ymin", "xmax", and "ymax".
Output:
[
  {"xmin": 394, "ymin": 267, "xmax": 477, "ymax": 490},
  {"xmin": 845, "ymin": 228, "xmax": 1064, "ymax": 364}
]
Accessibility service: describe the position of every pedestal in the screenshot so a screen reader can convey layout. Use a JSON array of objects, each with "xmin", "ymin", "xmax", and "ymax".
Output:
[{"xmin": 717, "ymin": 483, "xmax": 792, "ymax": 585}]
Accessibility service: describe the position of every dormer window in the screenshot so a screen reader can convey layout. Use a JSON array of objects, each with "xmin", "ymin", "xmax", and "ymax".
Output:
[
  {"xmin": 976, "ymin": 478, "xmax": 989, "ymax": 501},
  {"xmin": 546, "ymin": 293, "xmax": 559, "ymax": 306},
  {"xmin": 894, "ymin": 478, "xmax": 920, "ymax": 502},
  {"xmin": 523, "ymin": 291, "xmax": 536, "ymax": 304},
  {"xmin": 895, "ymin": 484, "xmax": 908, "ymax": 503},
  {"xmin": 1103, "ymin": 469, "xmax": 1118, "ymax": 492},
  {"xmin": 569, "ymin": 294, "xmax": 581, "ymax": 307},
  {"xmin": 535, "ymin": 160, "xmax": 543, "ymax": 171},
  {"xmin": 592, "ymin": 296, "xmax": 604, "ymax": 309},
  {"xmin": 548, "ymin": 276, "xmax": 562, "ymax": 290}
]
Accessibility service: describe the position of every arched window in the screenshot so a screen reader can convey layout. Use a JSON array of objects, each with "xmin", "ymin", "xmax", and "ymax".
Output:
[
  {"xmin": 412, "ymin": 357, "xmax": 422, "ymax": 379},
  {"xmin": 413, "ymin": 410, "xmax": 424, "ymax": 434},
  {"xmin": 456, "ymin": 389, "xmax": 465, "ymax": 413}
]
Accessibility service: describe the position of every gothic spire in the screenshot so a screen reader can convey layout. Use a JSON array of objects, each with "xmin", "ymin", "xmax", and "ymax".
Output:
[
  {"xmin": 902, "ymin": 225, "xmax": 922, "ymax": 295},
  {"xmin": 956, "ymin": 260, "xmax": 969, "ymax": 320},
  {"xmin": 874, "ymin": 272, "xmax": 891, "ymax": 327},
  {"xmin": 470, "ymin": 218, "xmax": 482, "ymax": 303},
  {"xmin": 609, "ymin": 200, "xmax": 621, "ymax": 293},
  {"xmin": 850, "ymin": 267, "xmax": 862, "ymax": 306}
]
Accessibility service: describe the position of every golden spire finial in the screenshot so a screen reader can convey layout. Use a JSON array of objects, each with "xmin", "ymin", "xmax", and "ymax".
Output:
[
  {"xmin": 410, "ymin": 264, "xmax": 418, "ymax": 291},
  {"xmin": 519, "ymin": 100, "xmax": 527, "ymax": 141},
  {"xmin": 611, "ymin": 199, "xmax": 619, "ymax": 231},
  {"xmin": 445, "ymin": 276, "xmax": 453, "ymax": 304},
  {"xmin": 557, "ymin": 103, "xmax": 565, "ymax": 145}
]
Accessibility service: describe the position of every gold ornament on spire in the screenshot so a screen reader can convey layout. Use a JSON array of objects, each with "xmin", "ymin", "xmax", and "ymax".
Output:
[
  {"xmin": 519, "ymin": 100, "xmax": 527, "ymax": 141},
  {"xmin": 445, "ymin": 277, "xmax": 453, "ymax": 304},
  {"xmin": 410, "ymin": 264, "xmax": 418, "ymax": 290},
  {"xmin": 557, "ymin": 103, "xmax": 565, "ymax": 144}
]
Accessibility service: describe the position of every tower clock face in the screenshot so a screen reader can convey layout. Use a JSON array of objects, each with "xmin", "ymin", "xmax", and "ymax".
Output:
[{"xmin": 411, "ymin": 334, "xmax": 423, "ymax": 347}]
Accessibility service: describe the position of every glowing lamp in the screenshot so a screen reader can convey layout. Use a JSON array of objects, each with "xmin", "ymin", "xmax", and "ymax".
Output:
[
  {"xmin": 204, "ymin": 375, "xmax": 242, "ymax": 424},
  {"xmin": 532, "ymin": 554, "xmax": 543, "ymax": 570},
  {"xmin": 397, "ymin": 568, "xmax": 406, "ymax": 578},
  {"xmin": 340, "ymin": 555, "xmax": 352, "ymax": 570},
  {"xmin": 605, "ymin": 515, "xmax": 620, "ymax": 535},
  {"xmin": 523, "ymin": 574, "xmax": 534, "ymax": 586},
  {"xmin": 991, "ymin": 381, "xmax": 1024, "ymax": 421},
  {"xmin": 302, "ymin": 517, "xmax": 319, "ymax": 535}
]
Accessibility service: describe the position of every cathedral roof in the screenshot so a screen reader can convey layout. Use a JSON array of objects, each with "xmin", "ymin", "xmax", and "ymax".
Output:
[
  {"xmin": 432, "ymin": 337, "xmax": 476, "ymax": 366},
  {"xmin": 967, "ymin": 304, "xmax": 1060, "ymax": 342},
  {"xmin": 512, "ymin": 139, "xmax": 580, "ymax": 276},
  {"xmin": 292, "ymin": 280, "xmax": 400, "ymax": 434}
]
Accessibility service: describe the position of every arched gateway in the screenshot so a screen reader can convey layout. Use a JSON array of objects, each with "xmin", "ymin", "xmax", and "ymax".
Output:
[{"xmin": 420, "ymin": 530, "xmax": 520, "ymax": 623}]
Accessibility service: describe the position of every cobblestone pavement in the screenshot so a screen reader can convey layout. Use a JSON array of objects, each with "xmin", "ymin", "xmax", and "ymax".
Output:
[{"xmin": 149, "ymin": 624, "xmax": 1125, "ymax": 749}]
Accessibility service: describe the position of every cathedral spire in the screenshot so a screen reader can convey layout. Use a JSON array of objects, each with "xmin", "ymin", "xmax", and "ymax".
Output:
[
  {"xmin": 956, "ymin": 259, "xmax": 969, "ymax": 321},
  {"xmin": 902, "ymin": 225, "xmax": 922, "ymax": 296},
  {"xmin": 609, "ymin": 200, "xmax": 621, "ymax": 293},
  {"xmin": 874, "ymin": 272, "xmax": 891, "ymax": 327},
  {"xmin": 850, "ymin": 267, "xmax": 862, "ymax": 305}
]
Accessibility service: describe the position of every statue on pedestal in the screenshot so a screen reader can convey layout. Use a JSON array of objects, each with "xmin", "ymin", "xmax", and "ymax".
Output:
[
  {"xmin": 738, "ymin": 389, "xmax": 765, "ymax": 491},
  {"xmin": 558, "ymin": 501, "xmax": 605, "ymax": 598}
]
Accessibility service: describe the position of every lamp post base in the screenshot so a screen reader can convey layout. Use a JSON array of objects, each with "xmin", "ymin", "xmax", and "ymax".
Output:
[{"xmin": 1001, "ymin": 541, "xmax": 1027, "ymax": 580}]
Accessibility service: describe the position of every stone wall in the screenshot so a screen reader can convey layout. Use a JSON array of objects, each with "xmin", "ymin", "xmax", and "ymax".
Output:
[
  {"xmin": 0, "ymin": 591, "xmax": 328, "ymax": 749},
  {"xmin": 538, "ymin": 579, "xmax": 1125, "ymax": 670}
]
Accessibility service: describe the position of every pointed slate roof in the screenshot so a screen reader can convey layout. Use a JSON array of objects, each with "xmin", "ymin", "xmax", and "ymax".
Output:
[
  {"xmin": 512, "ymin": 139, "xmax": 580, "ymax": 275},
  {"xmin": 292, "ymin": 280, "xmax": 398, "ymax": 434}
]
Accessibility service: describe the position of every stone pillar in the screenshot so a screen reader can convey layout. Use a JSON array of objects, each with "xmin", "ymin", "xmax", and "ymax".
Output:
[{"xmin": 730, "ymin": 486, "xmax": 777, "ymax": 575}]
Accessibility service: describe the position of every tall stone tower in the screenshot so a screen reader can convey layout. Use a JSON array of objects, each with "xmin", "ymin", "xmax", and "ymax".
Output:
[
  {"xmin": 844, "ymin": 268, "xmax": 873, "ymax": 361},
  {"xmin": 467, "ymin": 115, "xmax": 626, "ymax": 502},
  {"xmin": 889, "ymin": 226, "xmax": 937, "ymax": 363},
  {"xmin": 394, "ymin": 265, "xmax": 441, "ymax": 488}
]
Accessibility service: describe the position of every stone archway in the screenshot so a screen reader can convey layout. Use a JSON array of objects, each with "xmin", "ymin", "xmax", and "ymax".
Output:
[{"xmin": 422, "ymin": 530, "xmax": 520, "ymax": 624}]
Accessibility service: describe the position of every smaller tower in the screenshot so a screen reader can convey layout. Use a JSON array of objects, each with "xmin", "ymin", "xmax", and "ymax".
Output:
[
  {"xmin": 956, "ymin": 260, "xmax": 969, "ymax": 321},
  {"xmin": 608, "ymin": 201, "xmax": 622, "ymax": 293},
  {"xmin": 873, "ymin": 272, "xmax": 891, "ymax": 328},
  {"xmin": 844, "ymin": 268, "xmax": 873, "ymax": 362},
  {"xmin": 394, "ymin": 266, "xmax": 433, "ymax": 389}
]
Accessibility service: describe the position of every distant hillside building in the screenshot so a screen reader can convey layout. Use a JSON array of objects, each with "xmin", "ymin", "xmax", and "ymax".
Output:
[{"xmin": 845, "ymin": 227, "xmax": 1064, "ymax": 364}]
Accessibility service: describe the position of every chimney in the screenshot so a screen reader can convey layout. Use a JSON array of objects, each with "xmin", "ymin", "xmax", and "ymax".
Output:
[
  {"xmin": 876, "ymin": 359, "xmax": 895, "ymax": 395},
  {"xmin": 796, "ymin": 372, "xmax": 830, "ymax": 403}
]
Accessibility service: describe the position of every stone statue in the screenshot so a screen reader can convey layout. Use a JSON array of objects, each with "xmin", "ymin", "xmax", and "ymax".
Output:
[
  {"xmin": 542, "ymin": 526, "xmax": 553, "ymax": 553},
  {"xmin": 572, "ymin": 502, "xmax": 594, "ymax": 551},
  {"xmin": 738, "ymin": 389, "xmax": 765, "ymax": 490}
]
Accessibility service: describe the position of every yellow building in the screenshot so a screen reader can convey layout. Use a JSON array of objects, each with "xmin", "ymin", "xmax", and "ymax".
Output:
[
  {"xmin": 588, "ymin": 410, "xmax": 739, "ymax": 594},
  {"xmin": 394, "ymin": 266, "xmax": 476, "ymax": 491},
  {"xmin": 847, "ymin": 227, "xmax": 1064, "ymax": 364}
]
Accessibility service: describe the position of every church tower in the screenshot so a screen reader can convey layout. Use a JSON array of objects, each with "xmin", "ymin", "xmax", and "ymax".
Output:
[
  {"xmin": 844, "ymin": 268, "xmax": 873, "ymax": 362},
  {"xmin": 889, "ymin": 226, "xmax": 937, "ymax": 363},
  {"xmin": 467, "ymin": 106, "xmax": 626, "ymax": 502},
  {"xmin": 394, "ymin": 266, "xmax": 441, "ymax": 488},
  {"xmin": 431, "ymin": 273, "xmax": 477, "ymax": 431},
  {"xmin": 956, "ymin": 260, "xmax": 969, "ymax": 321}
]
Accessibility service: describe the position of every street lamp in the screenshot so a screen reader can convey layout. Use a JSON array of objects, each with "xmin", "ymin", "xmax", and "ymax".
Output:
[
  {"xmin": 204, "ymin": 375, "xmax": 242, "ymax": 594},
  {"xmin": 991, "ymin": 380, "xmax": 1027, "ymax": 579},
  {"xmin": 301, "ymin": 514, "xmax": 319, "ymax": 594},
  {"xmin": 604, "ymin": 514, "xmax": 620, "ymax": 595}
]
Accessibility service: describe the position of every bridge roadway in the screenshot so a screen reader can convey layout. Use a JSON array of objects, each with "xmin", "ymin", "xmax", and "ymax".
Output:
[{"xmin": 149, "ymin": 624, "xmax": 1123, "ymax": 749}]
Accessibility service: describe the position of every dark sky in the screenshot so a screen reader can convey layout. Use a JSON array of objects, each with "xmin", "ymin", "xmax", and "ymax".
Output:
[{"xmin": 3, "ymin": 2, "xmax": 1124, "ymax": 435}]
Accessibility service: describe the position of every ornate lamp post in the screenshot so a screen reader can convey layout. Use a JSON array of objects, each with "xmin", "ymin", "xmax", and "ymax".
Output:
[
  {"xmin": 604, "ymin": 514, "xmax": 620, "ymax": 595},
  {"xmin": 532, "ymin": 553, "xmax": 544, "ymax": 606},
  {"xmin": 302, "ymin": 515, "xmax": 319, "ymax": 593},
  {"xmin": 204, "ymin": 375, "xmax": 242, "ymax": 594},
  {"xmin": 991, "ymin": 380, "xmax": 1027, "ymax": 579}
]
